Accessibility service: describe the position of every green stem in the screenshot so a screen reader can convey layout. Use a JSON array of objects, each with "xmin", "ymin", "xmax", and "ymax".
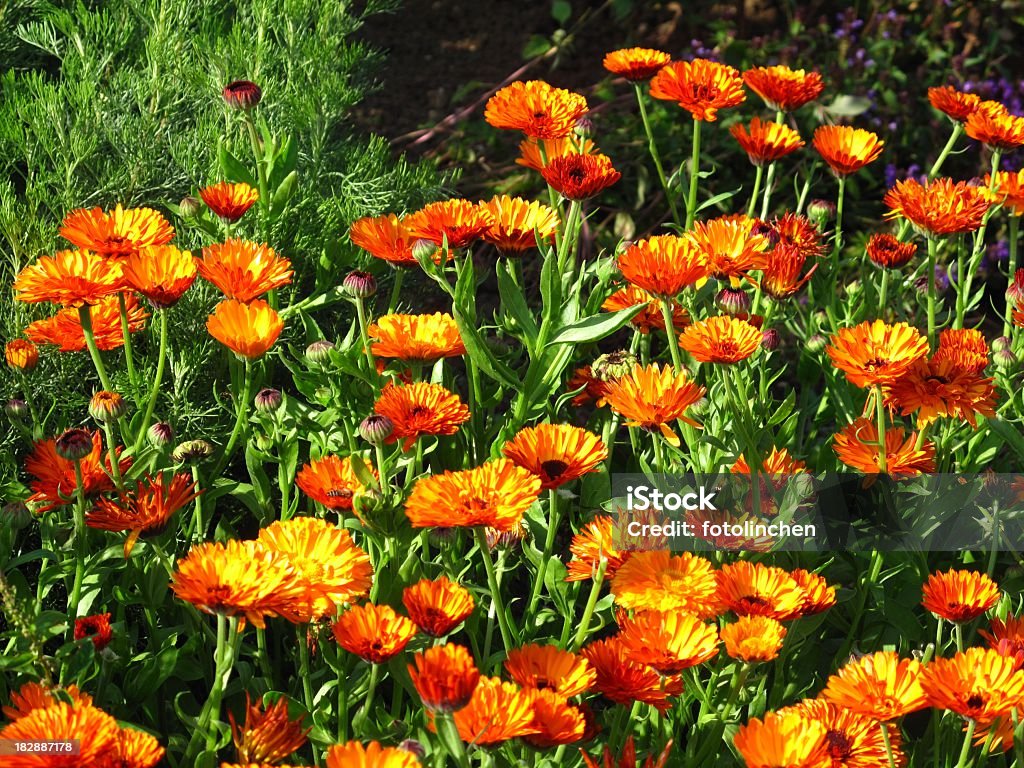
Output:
[
  {"xmin": 211, "ymin": 358, "xmax": 253, "ymax": 477},
  {"xmin": 337, "ymin": 657, "xmax": 350, "ymax": 742},
  {"xmin": 354, "ymin": 297, "xmax": 378, "ymax": 386},
  {"xmin": 832, "ymin": 175, "xmax": 847, "ymax": 261},
  {"xmin": 747, "ymin": 164, "xmax": 764, "ymax": 219},
  {"xmin": 69, "ymin": 460, "xmax": 87, "ymax": 620},
  {"xmin": 1004, "ymin": 216, "xmax": 1020, "ymax": 337},
  {"xmin": 685, "ymin": 118, "xmax": 702, "ymax": 229},
  {"xmin": 102, "ymin": 421, "xmax": 124, "ymax": 490},
  {"xmin": 117, "ymin": 292, "xmax": 139, "ymax": 399},
  {"xmin": 388, "ymin": 268, "xmax": 405, "ymax": 314},
  {"xmin": 760, "ymin": 161, "xmax": 778, "ymax": 220},
  {"xmin": 191, "ymin": 465, "xmax": 205, "ymax": 543},
  {"xmin": 878, "ymin": 268, "xmax": 890, "ymax": 318},
  {"xmin": 955, "ymin": 233, "xmax": 967, "ymax": 328},
  {"xmin": 437, "ymin": 712, "xmax": 471, "ymax": 768},
  {"xmin": 355, "ymin": 662, "xmax": 381, "ymax": 733},
  {"xmin": 875, "ymin": 385, "xmax": 888, "ymax": 474},
  {"xmin": 880, "ymin": 722, "xmax": 898, "ymax": 768},
  {"xmin": 527, "ymin": 488, "xmax": 561, "ymax": 613},
  {"xmin": 475, "ymin": 527, "xmax": 515, "ymax": 653},
  {"xmin": 927, "ymin": 237, "xmax": 939, "ymax": 349},
  {"xmin": 571, "ymin": 558, "xmax": 607, "ymax": 651},
  {"xmin": 634, "ymin": 83, "xmax": 680, "ymax": 225},
  {"xmin": 659, "ymin": 298, "xmax": 685, "ymax": 373},
  {"xmin": 78, "ymin": 304, "xmax": 114, "ymax": 391},
  {"xmin": 954, "ymin": 718, "xmax": 977, "ymax": 768},
  {"xmin": 244, "ymin": 116, "xmax": 271, "ymax": 214},
  {"xmin": 133, "ymin": 309, "xmax": 168, "ymax": 456},
  {"xmin": 720, "ymin": 663, "xmax": 752, "ymax": 724},
  {"xmin": 930, "ymin": 122, "xmax": 964, "ymax": 179}
]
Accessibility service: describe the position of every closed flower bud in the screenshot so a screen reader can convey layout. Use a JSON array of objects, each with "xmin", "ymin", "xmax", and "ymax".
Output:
[
  {"xmin": 845, "ymin": 279, "xmax": 862, "ymax": 297},
  {"xmin": 148, "ymin": 422, "xmax": 175, "ymax": 448},
  {"xmin": 353, "ymin": 488, "xmax": 384, "ymax": 519},
  {"xmin": 222, "ymin": 80, "xmax": 262, "ymax": 110},
  {"xmin": 172, "ymin": 439, "xmax": 213, "ymax": 464},
  {"xmin": 412, "ymin": 238, "xmax": 439, "ymax": 262},
  {"xmin": 343, "ymin": 270, "xmax": 378, "ymax": 299},
  {"xmin": 5, "ymin": 398, "xmax": 28, "ymax": 420},
  {"xmin": 89, "ymin": 391, "xmax": 128, "ymax": 423},
  {"xmin": 806, "ymin": 334, "xmax": 827, "ymax": 353},
  {"xmin": 716, "ymin": 287, "xmax": 751, "ymax": 316},
  {"xmin": 429, "ymin": 526, "xmax": 457, "ymax": 546},
  {"xmin": 995, "ymin": 347, "xmax": 1018, "ymax": 371},
  {"xmin": 305, "ymin": 339, "xmax": 335, "ymax": 363},
  {"xmin": 5, "ymin": 340, "xmax": 39, "ymax": 371},
  {"xmin": 2, "ymin": 502, "xmax": 31, "ymax": 531},
  {"xmin": 993, "ymin": 336, "xmax": 1012, "ymax": 353},
  {"xmin": 254, "ymin": 430, "xmax": 275, "ymax": 452},
  {"xmin": 592, "ymin": 350, "xmax": 638, "ymax": 382},
  {"xmin": 806, "ymin": 199, "xmax": 836, "ymax": 225},
  {"xmin": 688, "ymin": 396, "xmax": 709, "ymax": 416},
  {"xmin": 761, "ymin": 328, "xmax": 781, "ymax": 351},
  {"xmin": 574, "ymin": 116, "xmax": 594, "ymax": 137},
  {"xmin": 485, "ymin": 518, "xmax": 530, "ymax": 550},
  {"xmin": 179, "ymin": 195, "xmax": 202, "ymax": 219},
  {"xmin": 359, "ymin": 414, "xmax": 394, "ymax": 445},
  {"xmin": 55, "ymin": 428, "xmax": 93, "ymax": 461},
  {"xmin": 254, "ymin": 387, "xmax": 283, "ymax": 413},
  {"xmin": 399, "ymin": 740, "xmax": 426, "ymax": 759}
]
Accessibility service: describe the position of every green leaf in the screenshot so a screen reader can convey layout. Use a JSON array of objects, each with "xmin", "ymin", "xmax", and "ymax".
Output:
[
  {"xmin": 349, "ymin": 454, "xmax": 380, "ymax": 492},
  {"xmin": 824, "ymin": 94, "xmax": 873, "ymax": 117},
  {"xmin": 217, "ymin": 138, "xmax": 257, "ymax": 187},
  {"xmin": 496, "ymin": 260, "xmax": 539, "ymax": 349},
  {"xmin": 551, "ymin": 0, "xmax": 571, "ymax": 25},
  {"xmin": 270, "ymin": 170, "xmax": 299, "ymax": 213},
  {"xmin": 696, "ymin": 186, "xmax": 742, "ymax": 213},
  {"xmin": 545, "ymin": 304, "xmax": 644, "ymax": 347}
]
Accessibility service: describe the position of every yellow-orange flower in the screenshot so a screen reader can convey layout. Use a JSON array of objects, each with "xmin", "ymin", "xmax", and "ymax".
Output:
[
  {"xmin": 886, "ymin": 357, "xmax": 997, "ymax": 428},
  {"xmin": 14, "ymin": 250, "xmax": 124, "ymax": 307},
  {"xmin": 404, "ymin": 459, "xmax": 542, "ymax": 531},
  {"xmin": 730, "ymin": 118, "xmax": 804, "ymax": 166},
  {"xmin": 833, "ymin": 418, "xmax": 936, "ymax": 476},
  {"xmin": 932, "ymin": 328, "xmax": 990, "ymax": 373},
  {"xmin": 505, "ymin": 643, "xmax": 596, "ymax": 698},
  {"xmin": 522, "ymin": 688, "xmax": 586, "ymax": 748},
  {"xmin": 981, "ymin": 615, "xmax": 1024, "ymax": 658},
  {"xmin": 122, "ymin": 244, "xmax": 197, "ymax": 308},
  {"xmin": 649, "ymin": 59, "xmax": 745, "ymax": 122},
  {"xmin": 480, "ymin": 195, "xmax": 559, "ymax": 253},
  {"xmin": 734, "ymin": 711, "xmax": 828, "ymax": 768},
  {"xmin": 743, "ymin": 65, "xmax": 825, "ymax": 112},
  {"xmin": 408, "ymin": 643, "xmax": 480, "ymax": 713},
  {"xmin": 25, "ymin": 293, "xmax": 148, "ymax": 352},
  {"xmin": 758, "ymin": 243, "xmax": 817, "ymax": 299},
  {"xmin": 716, "ymin": 561, "xmax": 806, "ymax": 620},
  {"xmin": 60, "ymin": 204, "xmax": 174, "ymax": 258},
  {"xmin": 198, "ymin": 239, "xmax": 293, "ymax": 302},
  {"xmin": 929, "ymin": 85, "xmax": 982, "ymax": 123},
  {"xmin": 988, "ymin": 169, "xmax": 1024, "ymax": 216},
  {"xmin": 230, "ymin": 694, "xmax": 309, "ymax": 765},
  {"xmin": 721, "ymin": 615, "xmax": 787, "ymax": 662},
  {"xmin": 200, "ymin": 181, "xmax": 259, "ymax": 223},
  {"xmin": 5, "ymin": 339, "xmax": 39, "ymax": 370},
  {"xmin": 771, "ymin": 211, "xmax": 827, "ymax": 259},
  {"xmin": 403, "ymin": 199, "xmax": 495, "ymax": 250},
  {"xmin": 517, "ymin": 136, "xmax": 597, "ymax": 172},
  {"xmin": 566, "ymin": 515, "xmax": 632, "ymax": 582},
  {"xmin": 332, "ymin": 603, "xmax": 418, "ymax": 663},
  {"xmin": 450, "ymin": 677, "xmax": 538, "ymax": 745},
  {"xmin": 502, "ymin": 423, "xmax": 607, "ymax": 490},
  {"xmin": 921, "ymin": 648, "xmax": 1024, "ymax": 721},
  {"xmin": 611, "ymin": 550, "xmax": 718, "ymax": 617},
  {"xmin": 686, "ymin": 215, "xmax": 769, "ymax": 280},
  {"xmin": 540, "ymin": 153, "xmax": 622, "ymax": 200},
  {"xmin": 966, "ymin": 101, "xmax": 1024, "ymax": 150},
  {"xmin": 323, "ymin": 741, "xmax": 420, "ymax": 768},
  {"xmin": 368, "ymin": 313, "xmax": 466, "ymax": 362},
  {"xmin": 826, "ymin": 320, "xmax": 928, "ymax": 388},
  {"xmin": 883, "ymin": 177, "xmax": 991, "ymax": 236},
  {"xmin": 617, "ymin": 610, "xmax": 719, "ymax": 673},
  {"xmin": 107, "ymin": 726, "xmax": 166, "ymax": 768},
  {"xmin": 780, "ymin": 699, "xmax": 904, "ymax": 768},
  {"xmin": 373, "ymin": 381, "xmax": 470, "ymax": 450},
  {"xmin": 26, "ymin": 430, "xmax": 130, "ymax": 513},
  {"xmin": 602, "ymin": 286, "xmax": 689, "ymax": 334},
  {"xmin": 921, "ymin": 568, "xmax": 1000, "ymax": 623},
  {"xmin": 295, "ymin": 454, "xmax": 373, "ymax": 512},
  {"xmin": 603, "ymin": 48, "xmax": 672, "ymax": 81},
  {"xmin": 732, "ymin": 446, "xmax": 807, "ymax": 476},
  {"xmin": 603, "ymin": 363, "xmax": 705, "ymax": 446},
  {"xmin": 2, "ymin": 682, "xmax": 93, "ymax": 721},
  {"xmin": 812, "ymin": 125, "xmax": 884, "ymax": 176},
  {"xmin": 0, "ymin": 701, "xmax": 121, "ymax": 767},
  {"xmin": 207, "ymin": 299, "xmax": 283, "ymax": 358},
  {"xmin": 402, "ymin": 576, "xmax": 475, "ymax": 637},
  {"xmin": 350, "ymin": 214, "xmax": 418, "ymax": 266},
  {"xmin": 866, "ymin": 233, "xmax": 917, "ymax": 269},
  {"xmin": 820, "ymin": 650, "xmax": 928, "ymax": 720},
  {"xmin": 581, "ymin": 637, "xmax": 683, "ymax": 713},
  {"xmin": 485, "ymin": 80, "xmax": 589, "ymax": 140},
  {"xmin": 785, "ymin": 569, "xmax": 837, "ymax": 620},
  {"xmin": 678, "ymin": 315, "xmax": 763, "ymax": 364},
  {"xmin": 617, "ymin": 235, "xmax": 708, "ymax": 297}
]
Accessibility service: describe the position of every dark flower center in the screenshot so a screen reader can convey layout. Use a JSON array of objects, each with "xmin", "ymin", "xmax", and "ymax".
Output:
[
  {"xmin": 541, "ymin": 459, "xmax": 569, "ymax": 480},
  {"xmin": 966, "ymin": 693, "xmax": 986, "ymax": 711},
  {"xmin": 826, "ymin": 730, "xmax": 853, "ymax": 757}
]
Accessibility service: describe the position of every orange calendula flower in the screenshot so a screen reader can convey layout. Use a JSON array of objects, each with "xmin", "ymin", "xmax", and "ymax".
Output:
[
  {"xmin": 981, "ymin": 615, "xmax": 1024, "ymax": 658},
  {"xmin": 479, "ymin": 195, "xmax": 559, "ymax": 253},
  {"xmin": 323, "ymin": 741, "xmax": 420, "ymax": 768},
  {"xmin": 920, "ymin": 648, "xmax": 1024, "ymax": 721},
  {"xmin": 295, "ymin": 455, "xmax": 373, "ymax": 512},
  {"xmin": 229, "ymin": 694, "xmax": 309, "ymax": 765},
  {"xmin": 812, "ymin": 125, "xmax": 884, "ymax": 176},
  {"xmin": 207, "ymin": 299, "xmax": 283, "ymax": 359},
  {"xmin": 826, "ymin": 320, "xmax": 928, "ymax": 389},
  {"xmin": 350, "ymin": 214, "xmax": 418, "ymax": 266},
  {"xmin": 373, "ymin": 381, "xmax": 470, "ymax": 450},
  {"xmin": 730, "ymin": 118, "xmax": 804, "ymax": 166},
  {"xmin": 566, "ymin": 515, "xmax": 631, "ymax": 582},
  {"xmin": 60, "ymin": 204, "xmax": 174, "ymax": 258},
  {"xmin": 74, "ymin": 612, "xmax": 113, "ymax": 650},
  {"xmin": 618, "ymin": 610, "xmax": 719, "ymax": 673},
  {"xmin": 886, "ymin": 357, "xmax": 997, "ymax": 428},
  {"xmin": 402, "ymin": 576, "xmax": 475, "ymax": 637},
  {"xmin": 409, "ymin": 643, "xmax": 481, "ymax": 713},
  {"xmin": 820, "ymin": 650, "xmax": 928, "ymax": 720},
  {"xmin": 780, "ymin": 699, "xmax": 904, "ymax": 768},
  {"xmin": 785, "ymin": 569, "xmax": 837, "ymax": 619},
  {"xmin": 0, "ymin": 701, "xmax": 121, "ymax": 767},
  {"xmin": 2, "ymin": 682, "xmax": 93, "ymax": 721},
  {"xmin": 617, "ymin": 235, "xmax": 708, "ymax": 298},
  {"xmin": 758, "ymin": 243, "xmax": 818, "ymax": 299},
  {"xmin": 502, "ymin": 423, "xmax": 607, "ymax": 490},
  {"xmin": 732, "ymin": 446, "xmax": 807, "ymax": 476},
  {"xmin": 505, "ymin": 643, "xmax": 596, "ymax": 698},
  {"xmin": 449, "ymin": 677, "xmax": 538, "ymax": 745},
  {"xmin": 26, "ymin": 431, "xmax": 129, "ymax": 513},
  {"xmin": 743, "ymin": 65, "xmax": 825, "ymax": 112},
  {"xmin": 603, "ymin": 48, "xmax": 672, "ymax": 81},
  {"xmin": 567, "ymin": 365, "xmax": 612, "ymax": 408},
  {"xmin": 540, "ymin": 153, "xmax": 622, "ymax": 200},
  {"xmin": 485, "ymin": 80, "xmax": 589, "ymax": 140},
  {"xmin": 122, "ymin": 244, "xmax": 198, "ymax": 308},
  {"xmin": 921, "ymin": 569, "xmax": 1000, "ymax": 623},
  {"xmin": 14, "ymin": 250, "xmax": 124, "ymax": 307},
  {"xmin": 200, "ymin": 181, "xmax": 260, "ymax": 223},
  {"xmin": 867, "ymin": 233, "xmax": 917, "ymax": 269},
  {"xmin": 403, "ymin": 199, "xmax": 495, "ymax": 250},
  {"xmin": 582, "ymin": 737, "xmax": 673, "ymax": 768},
  {"xmin": 678, "ymin": 315, "xmax": 763, "ymax": 364},
  {"xmin": 25, "ymin": 293, "xmax": 149, "ymax": 352},
  {"xmin": 581, "ymin": 637, "xmax": 683, "ymax": 713},
  {"xmin": 987, "ymin": 169, "xmax": 1024, "ymax": 215},
  {"xmin": 332, "ymin": 603, "xmax": 418, "ymax": 663},
  {"xmin": 721, "ymin": 615, "xmax": 787, "ymax": 662},
  {"xmin": 517, "ymin": 136, "xmax": 597, "ymax": 172},
  {"xmin": 611, "ymin": 550, "xmax": 718, "ymax": 617},
  {"xmin": 716, "ymin": 561, "xmax": 806, "ymax": 620},
  {"xmin": 602, "ymin": 286, "xmax": 689, "ymax": 334},
  {"xmin": 257, "ymin": 517, "xmax": 374, "ymax": 621},
  {"xmin": 198, "ymin": 239, "xmax": 293, "ymax": 302},
  {"xmin": 170, "ymin": 539, "xmax": 310, "ymax": 629},
  {"xmin": 86, "ymin": 472, "xmax": 200, "ymax": 558},
  {"xmin": 929, "ymin": 85, "xmax": 982, "ymax": 123},
  {"xmin": 404, "ymin": 459, "xmax": 542, "ymax": 531},
  {"xmin": 649, "ymin": 59, "xmax": 745, "ymax": 121},
  {"xmin": 109, "ymin": 727, "xmax": 166, "ymax": 768},
  {"xmin": 368, "ymin": 313, "xmax": 466, "ymax": 362},
  {"xmin": 833, "ymin": 418, "xmax": 936, "ymax": 476},
  {"xmin": 5, "ymin": 339, "xmax": 39, "ymax": 371},
  {"xmin": 771, "ymin": 212, "xmax": 826, "ymax": 259},
  {"xmin": 883, "ymin": 177, "xmax": 991, "ymax": 236},
  {"xmin": 686, "ymin": 215, "xmax": 770, "ymax": 280},
  {"xmin": 523, "ymin": 689, "xmax": 586, "ymax": 748},
  {"xmin": 734, "ymin": 711, "xmax": 828, "ymax": 768},
  {"xmin": 965, "ymin": 100, "xmax": 1024, "ymax": 150},
  {"xmin": 603, "ymin": 363, "xmax": 705, "ymax": 446},
  {"xmin": 936, "ymin": 326, "xmax": 991, "ymax": 370}
]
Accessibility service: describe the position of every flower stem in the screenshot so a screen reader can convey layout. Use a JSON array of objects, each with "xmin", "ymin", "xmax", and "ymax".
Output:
[
  {"xmin": 1004, "ymin": 215, "xmax": 1020, "ymax": 337},
  {"xmin": 354, "ymin": 297, "xmax": 378, "ymax": 387},
  {"xmin": 475, "ymin": 527, "xmax": 515, "ymax": 653},
  {"xmin": 659, "ymin": 298, "xmax": 685, "ymax": 374},
  {"xmin": 954, "ymin": 718, "xmax": 977, "ymax": 768},
  {"xmin": 388, "ymin": 268, "xmax": 405, "ymax": 314},
  {"xmin": 78, "ymin": 304, "xmax": 114, "ymax": 392},
  {"xmin": 880, "ymin": 722, "xmax": 898, "ymax": 768},
  {"xmin": 832, "ymin": 175, "xmax": 847, "ymax": 261},
  {"xmin": 117, "ymin": 292, "xmax": 139, "ymax": 399},
  {"xmin": 634, "ymin": 83, "xmax": 680, "ymax": 225},
  {"xmin": 747, "ymin": 164, "xmax": 764, "ymax": 219},
  {"xmin": 527, "ymin": 488, "xmax": 561, "ymax": 613},
  {"xmin": 927, "ymin": 237, "xmax": 939, "ymax": 349},
  {"xmin": 955, "ymin": 233, "xmax": 967, "ymax": 328},
  {"xmin": 437, "ymin": 712, "xmax": 471, "ymax": 768},
  {"xmin": 760, "ymin": 161, "xmax": 778, "ymax": 220},
  {"xmin": 69, "ymin": 460, "xmax": 87, "ymax": 620},
  {"xmin": 571, "ymin": 558, "xmax": 607, "ymax": 651},
  {"xmin": 211, "ymin": 358, "xmax": 253, "ymax": 477},
  {"xmin": 685, "ymin": 118, "xmax": 702, "ymax": 229},
  {"xmin": 133, "ymin": 309, "xmax": 168, "ymax": 456},
  {"xmin": 102, "ymin": 421, "xmax": 123, "ymax": 490},
  {"xmin": 875, "ymin": 385, "xmax": 888, "ymax": 474},
  {"xmin": 355, "ymin": 662, "xmax": 380, "ymax": 734},
  {"xmin": 878, "ymin": 268, "xmax": 890, "ymax": 318}
]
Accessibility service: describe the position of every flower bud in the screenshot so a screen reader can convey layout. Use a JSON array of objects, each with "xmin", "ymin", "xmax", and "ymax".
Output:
[
  {"xmin": 688, "ymin": 396, "xmax": 709, "ymax": 416},
  {"xmin": 148, "ymin": 422, "xmax": 175, "ymax": 448},
  {"xmin": 5, "ymin": 398, "xmax": 28, "ymax": 420},
  {"xmin": 5, "ymin": 340, "xmax": 39, "ymax": 371},
  {"xmin": 993, "ymin": 336, "xmax": 1012, "ymax": 353},
  {"xmin": 179, "ymin": 195, "xmax": 202, "ymax": 219},
  {"xmin": 805, "ymin": 334, "xmax": 827, "ymax": 354},
  {"xmin": 222, "ymin": 80, "xmax": 262, "ymax": 110},
  {"xmin": 352, "ymin": 488, "xmax": 384, "ymax": 519},
  {"xmin": 55, "ymin": 428, "xmax": 93, "ymax": 461},
  {"xmin": 574, "ymin": 116, "xmax": 593, "ymax": 137},
  {"xmin": 172, "ymin": 439, "xmax": 213, "ymax": 464},
  {"xmin": 411, "ymin": 239, "xmax": 439, "ymax": 262},
  {"xmin": 592, "ymin": 350, "xmax": 638, "ymax": 382},
  {"xmin": 806, "ymin": 199, "xmax": 836, "ymax": 225},
  {"xmin": 485, "ymin": 518, "xmax": 530, "ymax": 550},
  {"xmin": 359, "ymin": 414, "xmax": 394, "ymax": 445},
  {"xmin": 89, "ymin": 391, "xmax": 128, "ymax": 423},
  {"xmin": 761, "ymin": 328, "xmax": 781, "ymax": 351},
  {"xmin": 995, "ymin": 347, "xmax": 1018, "ymax": 371},
  {"xmin": 254, "ymin": 430, "xmax": 275, "ymax": 452},
  {"xmin": 716, "ymin": 287, "xmax": 751, "ymax": 316},
  {"xmin": 343, "ymin": 270, "xmax": 378, "ymax": 299},
  {"xmin": 254, "ymin": 387, "xmax": 283, "ymax": 413},
  {"xmin": 399, "ymin": 740, "xmax": 426, "ymax": 759},
  {"xmin": 2, "ymin": 502, "xmax": 31, "ymax": 531},
  {"xmin": 845, "ymin": 280, "xmax": 862, "ymax": 297},
  {"xmin": 305, "ymin": 339, "xmax": 335, "ymax": 363}
]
